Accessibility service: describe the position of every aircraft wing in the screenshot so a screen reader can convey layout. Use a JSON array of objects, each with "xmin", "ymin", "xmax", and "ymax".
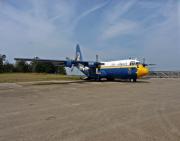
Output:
[
  {"xmin": 14, "ymin": 58, "xmax": 91, "ymax": 67},
  {"xmin": 14, "ymin": 58, "xmax": 67, "ymax": 66}
]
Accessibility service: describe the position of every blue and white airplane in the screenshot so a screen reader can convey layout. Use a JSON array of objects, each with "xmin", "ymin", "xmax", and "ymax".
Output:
[{"xmin": 15, "ymin": 44, "xmax": 150, "ymax": 82}]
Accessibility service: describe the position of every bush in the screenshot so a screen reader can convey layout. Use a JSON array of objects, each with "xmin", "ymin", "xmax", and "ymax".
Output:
[
  {"xmin": 31, "ymin": 61, "xmax": 56, "ymax": 73},
  {"xmin": 15, "ymin": 61, "xmax": 31, "ymax": 72},
  {"xmin": 0, "ymin": 59, "xmax": 3, "ymax": 73},
  {"xmin": 56, "ymin": 66, "xmax": 66, "ymax": 75},
  {"xmin": 3, "ymin": 62, "xmax": 15, "ymax": 72},
  {"xmin": 2, "ymin": 56, "xmax": 66, "ymax": 74},
  {"xmin": 31, "ymin": 61, "xmax": 66, "ymax": 74}
]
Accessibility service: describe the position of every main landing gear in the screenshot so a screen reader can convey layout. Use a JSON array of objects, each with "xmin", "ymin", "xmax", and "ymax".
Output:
[
  {"xmin": 129, "ymin": 78, "xmax": 137, "ymax": 82},
  {"xmin": 107, "ymin": 78, "xmax": 115, "ymax": 81}
]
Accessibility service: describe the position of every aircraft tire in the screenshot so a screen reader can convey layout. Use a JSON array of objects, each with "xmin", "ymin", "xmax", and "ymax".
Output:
[{"xmin": 107, "ymin": 78, "xmax": 114, "ymax": 81}]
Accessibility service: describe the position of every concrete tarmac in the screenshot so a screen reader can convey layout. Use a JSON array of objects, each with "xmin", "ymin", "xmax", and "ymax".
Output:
[{"xmin": 0, "ymin": 79, "xmax": 180, "ymax": 141}]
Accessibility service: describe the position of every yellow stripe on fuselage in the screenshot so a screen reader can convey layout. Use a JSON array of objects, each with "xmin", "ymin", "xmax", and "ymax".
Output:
[{"xmin": 100, "ymin": 65, "xmax": 137, "ymax": 69}]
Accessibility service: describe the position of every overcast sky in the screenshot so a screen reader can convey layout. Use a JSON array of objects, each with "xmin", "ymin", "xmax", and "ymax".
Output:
[{"xmin": 0, "ymin": 0, "xmax": 179, "ymax": 70}]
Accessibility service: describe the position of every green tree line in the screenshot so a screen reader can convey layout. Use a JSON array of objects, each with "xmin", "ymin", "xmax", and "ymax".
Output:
[{"xmin": 0, "ymin": 55, "xmax": 66, "ymax": 74}]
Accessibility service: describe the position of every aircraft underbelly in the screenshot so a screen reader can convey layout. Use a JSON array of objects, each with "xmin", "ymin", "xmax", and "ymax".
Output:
[{"xmin": 100, "ymin": 68, "xmax": 137, "ymax": 79}]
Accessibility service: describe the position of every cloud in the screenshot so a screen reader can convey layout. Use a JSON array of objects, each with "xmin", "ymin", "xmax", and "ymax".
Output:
[
  {"xmin": 72, "ymin": 0, "xmax": 110, "ymax": 28},
  {"xmin": 49, "ymin": 0, "xmax": 76, "ymax": 25},
  {"xmin": 101, "ymin": 20, "xmax": 138, "ymax": 40},
  {"xmin": 0, "ymin": 0, "xmax": 179, "ymax": 70},
  {"xmin": 106, "ymin": 0, "xmax": 137, "ymax": 23},
  {"xmin": 141, "ymin": 2, "xmax": 180, "ymax": 70},
  {"xmin": 99, "ymin": 0, "xmax": 138, "ymax": 40},
  {"xmin": 0, "ymin": 0, "xmax": 77, "ymax": 61},
  {"xmin": 95, "ymin": 0, "xmax": 179, "ymax": 70}
]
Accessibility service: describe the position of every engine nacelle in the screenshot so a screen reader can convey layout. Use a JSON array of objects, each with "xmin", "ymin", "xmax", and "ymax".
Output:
[
  {"xmin": 66, "ymin": 60, "xmax": 73, "ymax": 68},
  {"xmin": 79, "ymin": 66, "xmax": 89, "ymax": 71}
]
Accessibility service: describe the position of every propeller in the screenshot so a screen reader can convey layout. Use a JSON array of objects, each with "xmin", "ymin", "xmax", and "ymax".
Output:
[
  {"xmin": 71, "ymin": 64, "xmax": 74, "ymax": 72},
  {"xmin": 95, "ymin": 55, "xmax": 100, "ymax": 68},
  {"xmin": 142, "ymin": 58, "xmax": 156, "ymax": 67},
  {"xmin": 142, "ymin": 58, "xmax": 147, "ymax": 67},
  {"xmin": 0, "ymin": 54, "xmax": 6, "ymax": 61},
  {"xmin": 95, "ymin": 54, "xmax": 102, "ymax": 75},
  {"xmin": 96, "ymin": 54, "xmax": 99, "ymax": 62},
  {"xmin": 65, "ymin": 57, "xmax": 75, "ymax": 72}
]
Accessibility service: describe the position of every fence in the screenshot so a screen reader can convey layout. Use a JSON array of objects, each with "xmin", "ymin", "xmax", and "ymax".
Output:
[{"xmin": 148, "ymin": 71, "xmax": 180, "ymax": 78}]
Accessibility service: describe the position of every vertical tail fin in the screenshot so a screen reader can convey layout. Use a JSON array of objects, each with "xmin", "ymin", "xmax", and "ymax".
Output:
[{"xmin": 75, "ymin": 44, "xmax": 83, "ymax": 61}]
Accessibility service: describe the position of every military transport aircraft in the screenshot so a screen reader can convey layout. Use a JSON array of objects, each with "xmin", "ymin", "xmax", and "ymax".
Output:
[{"xmin": 15, "ymin": 44, "xmax": 151, "ymax": 82}]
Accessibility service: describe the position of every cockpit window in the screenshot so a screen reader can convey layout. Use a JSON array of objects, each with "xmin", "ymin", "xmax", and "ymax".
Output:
[{"xmin": 130, "ymin": 61, "xmax": 135, "ymax": 66}]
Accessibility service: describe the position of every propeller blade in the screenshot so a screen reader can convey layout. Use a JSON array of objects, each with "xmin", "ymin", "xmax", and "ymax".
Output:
[
  {"xmin": 141, "ymin": 58, "xmax": 156, "ymax": 67},
  {"xmin": 0, "ymin": 54, "xmax": 6, "ymax": 61},
  {"xmin": 148, "ymin": 64, "xmax": 156, "ymax": 66},
  {"xmin": 96, "ymin": 55, "xmax": 99, "ymax": 62},
  {"xmin": 66, "ymin": 57, "xmax": 70, "ymax": 60},
  {"xmin": 143, "ymin": 58, "xmax": 146, "ymax": 64},
  {"xmin": 70, "ymin": 64, "xmax": 74, "ymax": 72}
]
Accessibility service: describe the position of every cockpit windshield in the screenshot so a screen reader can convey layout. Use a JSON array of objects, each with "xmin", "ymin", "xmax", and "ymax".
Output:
[
  {"xmin": 130, "ymin": 61, "xmax": 136, "ymax": 66},
  {"xmin": 136, "ymin": 62, "xmax": 140, "ymax": 65}
]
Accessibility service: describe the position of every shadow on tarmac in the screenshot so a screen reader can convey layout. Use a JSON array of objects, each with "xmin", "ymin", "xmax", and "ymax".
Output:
[{"xmin": 33, "ymin": 79, "xmax": 151, "ymax": 85}]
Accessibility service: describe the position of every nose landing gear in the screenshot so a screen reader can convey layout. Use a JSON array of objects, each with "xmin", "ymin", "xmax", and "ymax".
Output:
[{"xmin": 129, "ymin": 78, "xmax": 137, "ymax": 82}]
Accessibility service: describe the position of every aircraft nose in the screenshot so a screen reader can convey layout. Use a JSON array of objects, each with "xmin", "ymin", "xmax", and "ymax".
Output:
[{"xmin": 137, "ymin": 65, "xmax": 149, "ymax": 78}]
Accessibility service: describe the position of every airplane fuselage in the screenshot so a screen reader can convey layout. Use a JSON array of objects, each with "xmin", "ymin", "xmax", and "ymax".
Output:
[{"xmin": 80, "ymin": 59, "xmax": 149, "ymax": 81}]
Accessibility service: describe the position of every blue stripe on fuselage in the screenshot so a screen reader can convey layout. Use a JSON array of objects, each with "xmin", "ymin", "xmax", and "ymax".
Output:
[{"xmin": 100, "ymin": 67, "xmax": 137, "ymax": 79}]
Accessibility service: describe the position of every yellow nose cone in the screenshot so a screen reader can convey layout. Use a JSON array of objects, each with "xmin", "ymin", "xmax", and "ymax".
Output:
[{"xmin": 137, "ymin": 65, "xmax": 149, "ymax": 78}]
